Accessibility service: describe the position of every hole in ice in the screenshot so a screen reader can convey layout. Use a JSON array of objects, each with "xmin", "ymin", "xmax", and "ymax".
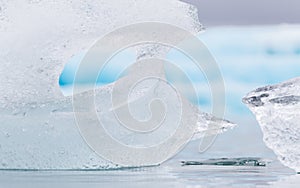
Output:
[
  {"xmin": 59, "ymin": 48, "xmax": 136, "ymax": 96},
  {"xmin": 58, "ymin": 46, "xmax": 212, "ymax": 110}
]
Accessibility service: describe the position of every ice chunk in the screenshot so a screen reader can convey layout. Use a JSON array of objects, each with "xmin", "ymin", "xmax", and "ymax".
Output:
[
  {"xmin": 181, "ymin": 157, "xmax": 266, "ymax": 166},
  {"xmin": 0, "ymin": 0, "xmax": 230, "ymax": 169},
  {"xmin": 243, "ymin": 77, "xmax": 300, "ymax": 172},
  {"xmin": 0, "ymin": 0, "xmax": 203, "ymax": 106}
]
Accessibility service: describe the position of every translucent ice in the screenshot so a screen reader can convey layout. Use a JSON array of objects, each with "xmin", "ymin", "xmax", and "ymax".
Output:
[
  {"xmin": 243, "ymin": 77, "xmax": 300, "ymax": 172},
  {"xmin": 0, "ymin": 0, "xmax": 234, "ymax": 169},
  {"xmin": 181, "ymin": 157, "xmax": 266, "ymax": 166}
]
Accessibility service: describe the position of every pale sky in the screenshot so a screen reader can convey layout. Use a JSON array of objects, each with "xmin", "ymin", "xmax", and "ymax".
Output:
[{"xmin": 183, "ymin": 0, "xmax": 300, "ymax": 26}]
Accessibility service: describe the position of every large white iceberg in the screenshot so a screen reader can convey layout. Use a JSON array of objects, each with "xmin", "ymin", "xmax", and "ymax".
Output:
[
  {"xmin": 0, "ymin": 0, "xmax": 234, "ymax": 169},
  {"xmin": 243, "ymin": 77, "xmax": 300, "ymax": 172}
]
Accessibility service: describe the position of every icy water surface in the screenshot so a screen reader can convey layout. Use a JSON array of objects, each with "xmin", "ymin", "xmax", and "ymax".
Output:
[{"xmin": 0, "ymin": 159, "xmax": 299, "ymax": 188}]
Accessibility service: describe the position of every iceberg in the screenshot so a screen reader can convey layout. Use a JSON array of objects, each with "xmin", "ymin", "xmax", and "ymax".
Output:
[
  {"xmin": 0, "ymin": 0, "xmax": 234, "ymax": 169},
  {"xmin": 243, "ymin": 77, "xmax": 300, "ymax": 172}
]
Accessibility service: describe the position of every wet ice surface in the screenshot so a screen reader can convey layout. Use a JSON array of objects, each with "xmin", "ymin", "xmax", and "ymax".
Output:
[
  {"xmin": 0, "ymin": 160, "xmax": 299, "ymax": 188},
  {"xmin": 243, "ymin": 77, "xmax": 300, "ymax": 172}
]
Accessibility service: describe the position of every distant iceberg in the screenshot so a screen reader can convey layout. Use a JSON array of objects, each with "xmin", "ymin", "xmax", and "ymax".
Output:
[{"xmin": 243, "ymin": 77, "xmax": 300, "ymax": 172}]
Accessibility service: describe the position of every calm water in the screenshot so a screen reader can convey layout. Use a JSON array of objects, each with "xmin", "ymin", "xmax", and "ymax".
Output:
[{"xmin": 0, "ymin": 159, "xmax": 299, "ymax": 188}]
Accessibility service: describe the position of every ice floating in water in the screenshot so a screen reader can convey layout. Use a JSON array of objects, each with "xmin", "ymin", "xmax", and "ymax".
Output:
[
  {"xmin": 243, "ymin": 77, "xmax": 300, "ymax": 172},
  {"xmin": 0, "ymin": 0, "xmax": 235, "ymax": 169},
  {"xmin": 181, "ymin": 157, "xmax": 266, "ymax": 166}
]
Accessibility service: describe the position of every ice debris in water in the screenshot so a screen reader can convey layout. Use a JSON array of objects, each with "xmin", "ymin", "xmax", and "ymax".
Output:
[
  {"xmin": 243, "ymin": 77, "xmax": 300, "ymax": 172},
  {"xmin": 181, "ymin": 157, "xmax": 266, "ymax": 166}
]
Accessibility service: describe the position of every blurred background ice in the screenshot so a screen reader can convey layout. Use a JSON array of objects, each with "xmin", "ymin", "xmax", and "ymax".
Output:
[{"xmin": 182, "ymin": 0, "xmax": 300, "ymax": 160}]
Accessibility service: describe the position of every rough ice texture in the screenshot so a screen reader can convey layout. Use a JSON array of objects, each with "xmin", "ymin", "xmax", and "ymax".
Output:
[
  {"xmin": 243, "ymin": 77, "xmax": 300, "ymax": 172},
  {"xmin": 0, "ymin": 0, "xmax": 234, "ymax": 170},
  {"xmin": 0, "ymin": 0, "xmax": 203, "ymax": 105}
]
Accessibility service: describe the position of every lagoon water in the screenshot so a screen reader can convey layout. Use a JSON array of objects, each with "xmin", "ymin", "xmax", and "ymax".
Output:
[{"xmin": 0, "ymin": 157, "xmax": 299, "ymax": 188}]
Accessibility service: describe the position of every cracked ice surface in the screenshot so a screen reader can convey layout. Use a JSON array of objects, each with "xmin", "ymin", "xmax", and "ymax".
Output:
[{"xmin": 243, "ymin": 77, "xmax": 300, "ymax": 172}]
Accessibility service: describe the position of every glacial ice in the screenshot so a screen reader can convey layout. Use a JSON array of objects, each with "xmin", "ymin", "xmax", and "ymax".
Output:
[
  {"xmin": 0, "ymin": 0, "xmax": 234, "ymax": 169},
  {"xmin": 243, "ymin": 77, "xmax": 300, "ymax": 172}
]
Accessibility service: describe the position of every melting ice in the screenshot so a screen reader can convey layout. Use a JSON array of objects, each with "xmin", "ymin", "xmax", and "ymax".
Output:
[
  {"xmin": 0, "ymin": 0, "xmax": 234, "ymax": 169},
  {"xmin": 243, "ymin": 77, "xmax": 300, "ymax": 172}
]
